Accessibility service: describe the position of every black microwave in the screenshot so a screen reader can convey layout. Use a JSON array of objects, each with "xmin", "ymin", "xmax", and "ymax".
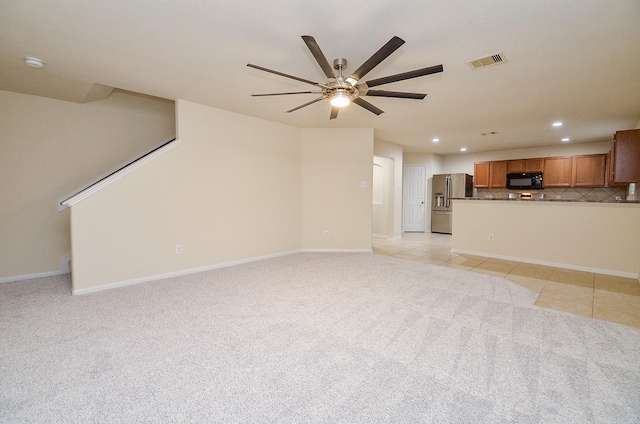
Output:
[{"xmin": 507, "ymin": 172, "xmax": 543, "ymax": 190}]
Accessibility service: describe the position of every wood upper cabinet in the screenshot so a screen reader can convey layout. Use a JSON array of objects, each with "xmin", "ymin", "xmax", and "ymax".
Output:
[
  {"xmin": 474, "ymin": 154, "xmax": 607, "ymax": 189},
  {"xmin": 543, "ymin": 156, "xmax": 572, "ymax": 187},
  {"xmin": 473, "ymin": 161, "xmax": 490, "ymax": 188},
  {"xmin": 610, "ymin": 129, "xmax": 640, "ymax": 184},
  {"xmin": 507, "ymin": 158, "xmax": 544, "ymax": 173},
  {"xmin": 572, "ymin": 154, "xmax": 606, "ymax": 187},
  {"xmin": 489, "ymin": 161, "xmax": 508, "ymax": 188},
  {"xmin": 473, "ymin": 160, "xmax": 507, "ymax": 188}
]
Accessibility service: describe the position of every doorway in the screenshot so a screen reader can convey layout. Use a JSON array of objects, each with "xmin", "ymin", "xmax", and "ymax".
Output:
[
  {"xmin": 403, "ymin": 164, "xmax": 426, "ymax": 232},
  {"xmin": 372, "ymin": 156, "xmax": 394, "ymax": 238}
]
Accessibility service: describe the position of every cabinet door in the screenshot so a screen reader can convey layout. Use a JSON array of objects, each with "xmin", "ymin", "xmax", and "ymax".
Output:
[
  {"xmin": 611, "ymin": 129, "xmax": 640, "ymax": 183},
  {"xmin": 507, "ymin": 160, "xmax": 525, "ymax": 173},
  {"xmin": 508, "ymin": 158, "xmax": 544, "ymax": 173},
  {"xmin": 543, "ymin": 157, "xmax": 572, "ymax": 187},
  {"xmin": 489, "ymin": 161, "xmax": 508, "ymax": 188},
  {"xmin": 524, "ymin": 158, "xmax": 544, "ymax": 173},
  {"xmin": 572, "ymin": 154, "xmax": 606, "ymax": 187},
  {"xmin": 474, "ymin": 162, "xmax": 490, "ymax": 188}
]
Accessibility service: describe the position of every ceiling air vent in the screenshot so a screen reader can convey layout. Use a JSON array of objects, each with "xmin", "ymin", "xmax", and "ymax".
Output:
[{"xmin": 467, "ymin": 52, "xmax": 506, "ymax": 69}]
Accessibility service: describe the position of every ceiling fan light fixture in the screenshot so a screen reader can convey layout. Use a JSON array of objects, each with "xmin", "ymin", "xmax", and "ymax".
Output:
[{"xmin": 330, "ymin": 90, "xmax": 351, "ymax": 107}]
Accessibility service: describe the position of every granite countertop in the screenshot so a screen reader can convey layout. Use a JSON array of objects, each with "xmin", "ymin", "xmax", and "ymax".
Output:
[{"xmin": 452, "ymin": 197, "xmax": 640, "ymax": 204}]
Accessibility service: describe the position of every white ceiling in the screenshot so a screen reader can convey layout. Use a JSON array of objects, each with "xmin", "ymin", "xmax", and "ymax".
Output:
[{"xmin": 2, "ymin": 0, "xmax": 639, "ymax": 155}]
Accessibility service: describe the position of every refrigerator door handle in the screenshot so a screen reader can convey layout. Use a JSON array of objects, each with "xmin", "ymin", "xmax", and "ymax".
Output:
[{"xmin": 445, "ymin": 175, "xmax": 451, "ymax": 208}]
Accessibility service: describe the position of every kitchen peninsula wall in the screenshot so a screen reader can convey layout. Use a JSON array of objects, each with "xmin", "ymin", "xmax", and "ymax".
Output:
[{"xmin": 452, "ymin": 200, "xmax": 640, "ymax": 278}]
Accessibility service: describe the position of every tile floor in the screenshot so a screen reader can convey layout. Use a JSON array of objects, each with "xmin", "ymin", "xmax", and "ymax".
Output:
[{"xmin": 372, "ymin": 232, "xmax": 640, "ymax": 328}]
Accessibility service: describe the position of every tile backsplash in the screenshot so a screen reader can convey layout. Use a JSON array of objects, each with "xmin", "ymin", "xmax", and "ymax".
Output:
[{"xmin": 476, "ymin": 187, "xmax": 626, "ymax": 202}]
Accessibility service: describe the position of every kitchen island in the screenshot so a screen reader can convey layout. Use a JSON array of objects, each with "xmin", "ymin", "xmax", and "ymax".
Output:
[{"xmin": 451, "ymin": 198, "xmax": 640, "ymax": 279}]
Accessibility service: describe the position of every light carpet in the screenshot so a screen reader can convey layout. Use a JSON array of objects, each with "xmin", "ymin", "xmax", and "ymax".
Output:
[{"xmin": 1, "ymin": 253, "xmax": 639, "ymax": 423}]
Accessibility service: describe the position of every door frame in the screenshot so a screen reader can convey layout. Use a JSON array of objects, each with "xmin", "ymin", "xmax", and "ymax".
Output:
[{"xmin": 402, "ymin": 164, "xmax": 427, "ymax": 233}]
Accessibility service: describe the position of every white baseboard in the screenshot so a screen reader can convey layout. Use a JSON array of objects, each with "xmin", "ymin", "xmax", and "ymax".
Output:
[
  {"xmin": 0, "ymin": 251, "xmax": 72, "ymax": 284},
  {"xmin": 72, "ymin": 250, "xmax": 303, "ymax": 295},
  {"xmin": 451, "ymin": 248, "xmax": 640, "ymax": 280},
  {"xmin": 372, "ymin": 234, "xmax": 402, "ymax": 240},
  {"xmin": 73, "ymin": 249, "xmax": 375, "ymax": 295},
  {"xmin": 0, "ymin": 270, "xmax": 69, "ymax": 284},
  {"xmin": 301, "ymin": 249, "xmax": 373, "ymax": 253},
  {"xmin": 4, "ymin": 249, "xmax": 375, "ymax": 293}
]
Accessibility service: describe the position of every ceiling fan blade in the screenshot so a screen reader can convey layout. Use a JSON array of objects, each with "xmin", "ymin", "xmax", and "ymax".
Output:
[
  {"xmin": 347, "ymin": 36, "xmax": 405, "ymax": 83},
  {"xmin": 286, "ymin": 96, "xmax": 325, "ymax": 113},
  {"xmin": 252, "ymin": 91, "xmax": 318, "ymax": 97},
  {"xmin": 247, "ymin": 63, "xmax": 322, "ymax": 87},
  {"xmin": 301, "ymin": 35, "xmax": 336, "ymax": 80},
  {"xmin": 353, "ymin": 97, "xmax": 384, "ymax": 115},
  {"xmin": 364, "ymin": 64, "xmax": 443, "ymax": 88},
  {"xmin": 330, "ymin": 106, "xmax": 339, "ymax": 120},
  {"xmin": 365, "ymin": 90, "xmax": 426, "ymax": 100}
]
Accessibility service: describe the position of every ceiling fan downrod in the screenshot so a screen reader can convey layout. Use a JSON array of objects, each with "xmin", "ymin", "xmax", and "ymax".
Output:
[{"xmin": 330, "ymin": 58, "xmax": 357, "ymax": 106}]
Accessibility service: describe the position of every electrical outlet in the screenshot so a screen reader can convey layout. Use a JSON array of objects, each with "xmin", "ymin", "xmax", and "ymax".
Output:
[
  {"xmin": 488, "ymin": 234, "xmax": 494, "ymax": 241},
  {"xmin": 175, "ymin": 245, "xmax": 183, "ymax": 254},
  {"xmin": 324, "ymin": 230, "xmax": 329, "ymax": 237}
]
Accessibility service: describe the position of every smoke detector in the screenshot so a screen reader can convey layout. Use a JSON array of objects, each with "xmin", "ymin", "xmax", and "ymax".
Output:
[
  {"xmin": 25, "ymin": 57, "xmax": 44, "ymax": 68},
  {"xmin": 467, "ymin": 52, "xmax": 506, "ymax": 69}
]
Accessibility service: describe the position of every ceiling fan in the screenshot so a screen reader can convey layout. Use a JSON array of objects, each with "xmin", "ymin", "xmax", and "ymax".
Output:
[{"xmin": 247, "ymin": 35, "xmax": 443, "ymax": 119}]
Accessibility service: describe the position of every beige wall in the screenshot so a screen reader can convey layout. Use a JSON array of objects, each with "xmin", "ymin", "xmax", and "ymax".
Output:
[
  {"xmin": 0, "ymin": 90, "xmax": 175, "ymax": 281},
  {"xmin": 374, "ymin": 139, "xmax": 403, "ymax": 238},
  {"xmin": 71, "ymin": 100, "xmax": 303, "ymax": 291},
  {"xmin": 70, "ymin": 102, "xmax": 373, "ymax": 292},
  {"xmin": 452, "ymin": 200, "xmax": 640, "ymax": 278},
  {"xmin": 404, "ymin": 152, "xmax": 443, "ymax": 175},
  {"xmin": 300, "ymin": 128, "xmax": 373, "ymax": 250},
  {"xmin": 372, "ymin": 156, "xmax": 392, "ymax": 237}
]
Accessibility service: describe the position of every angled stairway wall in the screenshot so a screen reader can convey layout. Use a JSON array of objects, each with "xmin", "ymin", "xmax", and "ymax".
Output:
[
  {"xmin": 0, "ymin": 90, "xmax": 175, "ymax": 282},
  {"xmin": 69, "ymin": 100, "xmax": 373, "ymax": 293}
]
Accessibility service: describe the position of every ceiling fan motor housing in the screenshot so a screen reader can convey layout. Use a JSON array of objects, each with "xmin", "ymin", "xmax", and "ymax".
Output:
[{"xmin": 333, "ymin": 58, "xmax": 347, "ymax": 71}]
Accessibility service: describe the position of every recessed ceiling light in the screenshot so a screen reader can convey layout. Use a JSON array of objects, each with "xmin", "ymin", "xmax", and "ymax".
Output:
[
  {"xmin": 552, "ymin": 122, "xmax": 563, "ymax": 127},
  {"xmin": 460, "ymin": 148, "xmax": 467, "ymax": 152},
  {"xmin": 561, "ymin": 138, "xmax": 570, "ymax": 142},
  {"xmin": 25, "ymin": 57, "xmax": 44, "ymax": 68},
  {"xmin": 432, "ymin": 138, "xmax": 440, "ymax": 142}
]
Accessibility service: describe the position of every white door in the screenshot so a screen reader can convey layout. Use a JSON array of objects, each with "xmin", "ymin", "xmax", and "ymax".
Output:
[{"xmin": 403, "ymin": 165, "xmax": 426, "ymax": 232}]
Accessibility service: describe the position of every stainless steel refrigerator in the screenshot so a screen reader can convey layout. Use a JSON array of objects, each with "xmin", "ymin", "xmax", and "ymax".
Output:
[{"xmin": 431, "ymin": 173, "xmax": 473, "ymax": 234}]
